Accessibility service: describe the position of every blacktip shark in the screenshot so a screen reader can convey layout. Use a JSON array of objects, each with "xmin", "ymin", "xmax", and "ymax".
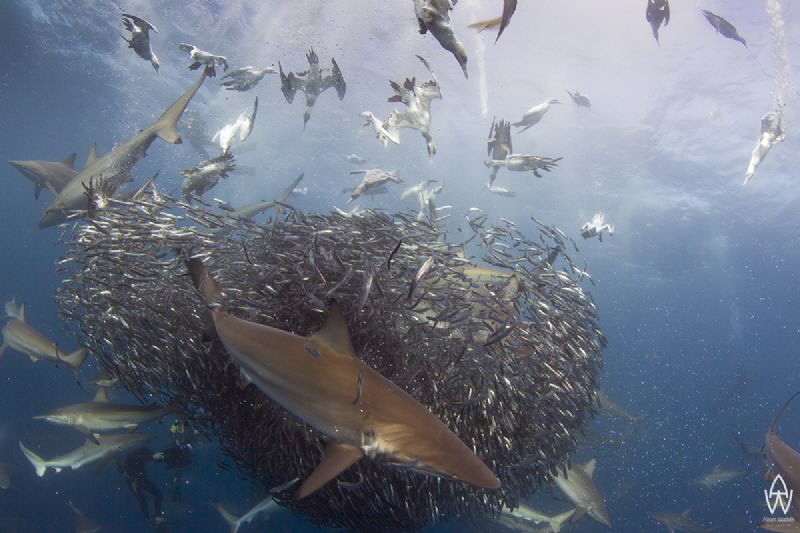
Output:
[
  {"xmin": 649, "ymin": 509, "xmax": 718, "ymax": 533},
  {"xmin": 553, "ymin": 458, "xmax": 612, "ymax": 528},
  {"xmin": 594, "ymin": 389, "xmax": 647, "ymax": 423},
  {"xmin": 689, "ymin": 465, "xmax": 744, "ymax": 488},
  {"xmin": 8, "ymin": 154, "xmax": 77, "ymax": 199},
  {"xmin": 19, "ymin": 432, "xmax": 152, "ymax": 477},
  {"xmin": 68, "ymin": 502, "xmax": 101, "ymax": 533},
  {"xmin": 185, "ymin": 258, "xmax": 501, "ymax": 499},
  {"xmin": 214, "ymin": 495, "xmax": 278, "ymax": 533},
  {"xmin": 39, "ymin": 67, "xmax": 212, "ymax": 228},
  {"xmin": 1, "ymin": 299, "xmax": 87, "ymax": 375},
  {"xmin": 34, "ymin": 388, "xmax": 174, "ymax": 443},
  {"xmin": 501, "ymin": 504, "xmax": 582, "ymax": 533},
  {"xmin": 764, "ymin": 392, "xmax": 800, "ymax": 521}
]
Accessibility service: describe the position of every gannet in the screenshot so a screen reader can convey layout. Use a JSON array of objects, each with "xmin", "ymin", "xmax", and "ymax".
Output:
[
  {"xmin": 581, "ymin": 213, "xmax": 614, "ymax": 242},
  {"xmin": 744, "ymin": 109, "xmax": 784, "ymax": 184},
  {"xmin": 279, "ymin": 48, "xmax": 346, "ymax": 128},
  {"xmin": 221, "ymin": 66, "xmax": 276, "ymax": 91},
  {"xmin": 504, "ymin": 154, "xmax": 562, "ymax": 177},
  {"xmin": 702, "ymin": 10, "xmax": 746, "ymax": 47},
  {"xmin": 401, "ymin": 179, "xmax": 443, "ymax": 221},
  {"xmin": 512, "ymin": 98, "xmax": 560, "ymax": 133},
  {"xmin": 346, "ymin": 154, "xmax": 367, "ymax": 164},
  {"xmin": 486, "ymin": 117, "xmax": 512, "ymax": 185},
  {"xmin": 181, "ymin": 152, "xmax": 236, "ymax": 202},
  {"xmin": 348, "ymin": 169, "xmax": 403, "ymax": 203},
  {"xmin": 646, "ymin": 0, "xmax": 670, "ymax": 44},
  {"xmin": 179, "ymin": 43, "xmax": 228, "ymax": 77},
  {"xmin": 413, "ymin": 0, "xmax": 468, "ymax": 78},
  {"xmin": 566, "ymin": 90, "xmax": 591, "ymax": 108},
  {"xmin": 121, "ymin": 14, "xmax": 159, "ymax": 73},
  {"xmin": 212, "ymin": 98, "xmax": 258, "ymax": 154},
  {"xmin": 360, "ymin": 112, "xmax": 400, "ymax": 147}
]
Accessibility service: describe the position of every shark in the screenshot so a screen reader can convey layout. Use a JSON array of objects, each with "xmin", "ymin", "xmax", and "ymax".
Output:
[
  {"xmin": 501, "ymin": 504, "xmax": 582, "ymax": 533},
  {"xmin": 553, "ymin": 458, "xmax": 612, "ymax": 528},
  {"xmin": 34, "ymin": 388, "xmax": 174, "ymax": 442},
  {"xmin": 8, "ymin": 154, "xmax": 78, "ymax": 199},
  {"xmin": 19, "ymin": 432, "xmax": 152, "ymax": 477},
  {"xmin": 39, "ymin": 67, "xmax": 211, "ymax": 228},
  {"xmin": 214, "ymin": 495, "xmax": 277, "ymax": 533},
  {"xmin": 185, "ymin": 257, "xmax": 501, "ymax": 499},
  {"xmin": 68, "ymin": 502, "xmax": 101, "ymax": 533},
  {"xmin": 595, "ymin": 389, "xmax": 647, "ymax": 423},
  {"xmin": 764, "ymin": 392, "xmax": 800, "ymax": 520},
  {"xmin": 689, "ymin": 465, "xmax": 744, "ymax": 488},
  {"xmin": 1, "ymin": 299, "xmax": 87, "ymax": 374},
  {"xmin": 648, "ymin": 509, "xmax": 718, "ymax": 532}
]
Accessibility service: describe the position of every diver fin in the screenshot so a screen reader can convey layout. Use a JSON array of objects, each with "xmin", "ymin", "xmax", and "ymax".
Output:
[
  {"xmin": 294, "ymin": 441, "xmax": 363, "ymax": 500},
  {"xmin": 309, "ymin": 301, "xmax": 357, "ymax": 358}
]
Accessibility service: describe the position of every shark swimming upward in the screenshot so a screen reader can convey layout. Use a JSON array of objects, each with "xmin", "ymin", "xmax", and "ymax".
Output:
[{"xmin": 186, "ymin": 257, "xmax": 501, "ymax": 500}]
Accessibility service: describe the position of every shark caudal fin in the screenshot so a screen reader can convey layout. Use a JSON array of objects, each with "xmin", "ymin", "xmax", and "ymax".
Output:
[
  {"xmin": 19, "ymin": 442, "xmax": 48, "ymax": 477},
  {"xmin": 213, "ymin": 502, "xmax": 241, "ymax": 533},
  {"xmin": 186, "ymin": 258, "xmax": 223, "ymax": 304},
  {"xmin": 62, "ymin": 348, "xmax": 88, "ymax": 372},
  {"xmin": 154, "ymin": 67, "xmax": 211, "ymax": 144}
]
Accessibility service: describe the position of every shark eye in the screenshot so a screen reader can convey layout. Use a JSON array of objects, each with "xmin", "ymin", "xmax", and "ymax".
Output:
[{"xmin": 305, "ymin": 345, "xmax": 320, "ymax": 359}]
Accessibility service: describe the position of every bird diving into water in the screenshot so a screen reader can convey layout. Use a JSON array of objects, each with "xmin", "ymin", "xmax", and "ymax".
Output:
[
  {"xmin": 701, "ymin": 10, "xmax": 746, "ymax": 47},
  {"xmin": 646, "ymin": 0, "xmax": 670, "ymax": 44},
  {"xmin": 279, "ymin": 48, "xmax": 346, "ymax": 129},
  {"xmin": 121, "ymin": 13, "xmax": 159, "ymax": 73}
]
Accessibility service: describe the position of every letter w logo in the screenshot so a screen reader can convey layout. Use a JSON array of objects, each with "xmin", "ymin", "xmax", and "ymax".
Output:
[{"xmin": 765, "ymin": 474, "xmax": 794, "ymax": 515}]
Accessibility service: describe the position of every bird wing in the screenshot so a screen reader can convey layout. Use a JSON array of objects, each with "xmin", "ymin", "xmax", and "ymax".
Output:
[
  {"xmin": 320, "ymin": 58, "xmax": 347, "ymax": 100},
  {"xmin": 496, "ymin": 0, "xmax": 517, "ymax": 42},
  {"xmin": 179, "ymin": 43, "xmax": 195, "ymax": 54}
]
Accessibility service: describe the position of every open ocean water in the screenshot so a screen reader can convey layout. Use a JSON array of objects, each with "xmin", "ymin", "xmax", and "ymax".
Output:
[{"xmin": 0, "ymin": 1, "xmax": 798, "ymax": 532}]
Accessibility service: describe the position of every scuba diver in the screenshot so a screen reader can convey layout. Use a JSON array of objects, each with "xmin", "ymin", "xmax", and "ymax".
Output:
[
  {"xmin": 153, "ymin": 416, "xmax": 196, "ymax": 503},
  {"xmin": 117, "ymin": 446, "xmax": 165, "ymax": 528}
]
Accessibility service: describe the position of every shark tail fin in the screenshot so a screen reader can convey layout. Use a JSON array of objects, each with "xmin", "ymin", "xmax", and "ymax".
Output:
[
  {"xmin": 62, "ymin": 348, "xmax": 88, "ymax": 373},
  {"xmin": 213, "ymin": 502, "xmax": 241, "ymax": 533},
  {"xmin": 154, "ymin": 67, "xmax": 211, "ymax": 144},
  {"xmin": 19, "ymin": 442, "xmax": 47, "ymax": 477},
  {"xmin": 186, "ymin": 258, "xmax": 223, "ymax": 304}
]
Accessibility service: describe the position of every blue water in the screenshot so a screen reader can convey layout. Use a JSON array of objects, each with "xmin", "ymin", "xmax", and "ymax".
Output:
[{"xmin": 1, "ymin": 1, "xmax": 799, "ymax": 531}]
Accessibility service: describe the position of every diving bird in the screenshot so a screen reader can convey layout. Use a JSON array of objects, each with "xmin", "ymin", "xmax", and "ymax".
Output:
[
  {"xmin": 485, "ymin": 184, "xmax": 516, "ymax": 197},
  {"xmin": 744, "ymin": 108, "xmax": 785, "ymax": 184},
  {"xmin": 649, "ymin": 509, "xmax": 717, "ymax": 532},
  {"xmin": 19, "ymin": 432, "xmax": 152, "ymax": 477},
  {"xmin": 214, "ymin": 495, "xmax": 278, "ymax": 533},
  {"xmin": 220, "ymin": 66, "xmax": 276, "ymax": 91},
  {"xmin": 181, "ymin": 152, "xmax": 236, "ymax": 202},
  {"xmin": 39, "ymin": 68, "xmax": 211, "ymax": 228},
  {"xmin": 8, "ymin": 153, "xmax": 78, "ymax": 199},
  {"xmin": 504, "ymin": 154, "xmax": 562, "ymax": 177},
  {"xmin": 581, "ymin": 213, "xmax": 614, "ymax": 242},
  {"xmin": 566, "ymin": 90, "xmax": 591, "ymax": 108},
  {"xmin": 512, "ymin": 98, "xmax": 560, "ymax": 133},
  {"xmin": 185, "ymin": 258, "xmax": 501, "ymax": 499},
  {"xmin": 467, "ymin": 0, "xmax": 518, "ymax": 43},
  {"xmin": 486, "ymin": 117, "xmax": 512, "ymax": 185},
  {"xmin": 553, "ymin": 458, "xmax": 612, "ymax": 528},
  {"xmin": 348, "ymin": 169, "xmax": 403, "ymax": 203},
  {"xmin": 413, "ymin": 0, "xmax": 468, "ymax": 78},
  {"xmin": 701, "ymin": 10, "xmax": 746, "ymax": 47},
  {"xmin": 382, "ymin": 55, "xmax": 442, "ymax": 157},
  {"xmin": 646, "ymin": 0, "xmax": 670, "ymax": 44},
  {"xmin": 212, "ymin": 97, "xmax": 258, "ymax": 154},
  {"xmin": 360, "ymin": 111, "xmax": 400, "ymax": 147},
  {"xmin": 279, "ymin": 48, "xmax": 346, "ymax": 128},
  {"xmin": 179, "ymin": 43, "xmax": 228, "ymax": 76},
  {"xmin": 34, "ymin": 388, "xmax": 174, "ymax": 442},
  {"xmin": 346, "ymin": 153, "xmax": 367, "ymax": 164},
  {"xmin": 401, "ymin": 179, "xmax": 443, "ymax": 222},
  {"xmin": 121, "ymin": 13, "xmax": 159, "ymax": 73},
  {"xmin": 1, "ymin": 299, "xmax": 87, "ymax": 375}
]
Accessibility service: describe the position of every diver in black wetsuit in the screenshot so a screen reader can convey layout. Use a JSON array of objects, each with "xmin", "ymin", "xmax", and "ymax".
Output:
[
  {"xmin": 118, "ymin": 446, "xmax": 165, "ymax": 527},
  {"xmin": 153, "ymin": 417, "xmax": 196, "ymax": 503}
]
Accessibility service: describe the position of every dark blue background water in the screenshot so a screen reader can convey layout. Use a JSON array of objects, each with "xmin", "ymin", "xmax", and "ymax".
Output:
[{"xmin": 1, "ymin": 1, "xmax": 798, "ymax": 531}]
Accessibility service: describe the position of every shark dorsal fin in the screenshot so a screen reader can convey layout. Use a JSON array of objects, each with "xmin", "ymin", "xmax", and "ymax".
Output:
[
  {"xmin": 84, "ymin": 144, "xmax": 98, "ymax": 169},
  {"xmin": 310, "ymin": 301, "xmax": 357, "ymax": 358},
  {"xmin": 583, "ymin": 457, "xmax": 597, "ymax": 478},
  {"xmin": 293, "ymin": 441, "xmax": 363, "ymax": 500},
  {"xmin": 62, "ymin": 153, "xmax": 77, "ymax": 169},
  {"xmin": 93, "ymin": 388, "xmax": 109, "ymax": 402}
]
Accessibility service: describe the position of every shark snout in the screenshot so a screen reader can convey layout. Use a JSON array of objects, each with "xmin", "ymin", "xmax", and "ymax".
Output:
[
  {"xmin": 38, "ymin": 208, "xmax": 63, "ymax": 229},
  {"xmin": 8, "ymin": 160, "xmax": 35, "ymax": 179}
]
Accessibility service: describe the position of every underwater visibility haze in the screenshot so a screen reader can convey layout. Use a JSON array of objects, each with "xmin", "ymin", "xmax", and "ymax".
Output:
[{"xmin": 0, "ymin": 1, "xmax": 799, "ymax": 532}]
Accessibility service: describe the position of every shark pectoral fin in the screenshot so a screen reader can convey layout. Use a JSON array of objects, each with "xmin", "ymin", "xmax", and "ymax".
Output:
[
  {"xmin": 93, "ymin": 388, "xmax": 110, "ymax": 402},
  {"xmin": 76, "ymin": 425, "xmax": 100, "ymax": 445},
  {"xmin": 309, "ymin": 301, "xmax": 357, "ymax": 358},
  {"xmin": 294, "ymin": 442, "xmax": 363, "ymax": 500},
  {"xmin": 583, "ymin": 457, "xmax": 597, "ymax": 477},
  {"xmin": 34, "ymin": 183, "xmax": 42, "ymax": 199},
  {"xmin": 569, "ymin": 507, "xmax": 588, "ymax": 523}
]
